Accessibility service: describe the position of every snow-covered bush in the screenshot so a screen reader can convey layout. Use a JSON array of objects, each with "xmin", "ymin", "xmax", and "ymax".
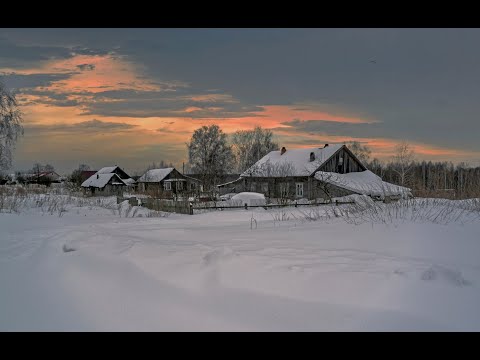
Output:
[{"xmin": 231, "ymin": 192, "xmax": 266, "ymax": 206}]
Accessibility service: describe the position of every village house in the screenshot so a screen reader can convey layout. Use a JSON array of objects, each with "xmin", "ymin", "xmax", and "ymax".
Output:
[
  {"xmin": 81, "ymin": 173, "xmax": 128, "ymax": 196},
  {"xmin": 81, "ymin": 165, "xmax": 136, "ymax": 196},
  {"xmin": 137, "ymin": 167, "xmax": 202, "ymax": 197},
  {"xmin": 218, "ymin": 144, "xmax": 411, "ymax": 201},
  {"xmin": 25, "ymin": 171, "xmax": 63, "ymax": 185},
  {"xmin": 95, "ymin": 166, "xmax": 136, "ymax": 188}
]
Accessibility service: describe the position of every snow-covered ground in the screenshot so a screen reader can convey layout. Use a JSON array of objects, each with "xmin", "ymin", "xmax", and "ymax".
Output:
[{"xmin": 1, "ymin": 195, "xmax": 480, "ymax": 331}]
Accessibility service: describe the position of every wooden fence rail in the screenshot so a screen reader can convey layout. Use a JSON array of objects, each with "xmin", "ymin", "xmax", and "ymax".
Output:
[{"xmin": 118, "ymin": 195, "xmax": 365, "ymax": 215}]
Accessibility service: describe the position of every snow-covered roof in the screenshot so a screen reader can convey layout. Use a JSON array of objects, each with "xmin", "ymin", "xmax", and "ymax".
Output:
[
  {"xmin": 314, "ymin": 170, "xmax": 412, "ymax": 197},
  {"xmin": 241, "ymin": 144, "xmax": 344, "ymax": 177},
  {"xmin": 97, "ymin": 166, "xmax": 119, "ymax": 174},
  {"xmin": 138, "ymin": 168, "xmax": 174, "ymax": 183},
  {"xmin": 123, "ymin": 178, "xmax": 136, "ymax": 185},
  {"xmin": 183, "ymin": 174, "xmax": 201, "ymax": 182},
  {"xmin": 217, "ymin": 178, "xmax": 242, "ymax": 187},
  {"xmin": 164, "ymin": 178, "xmax": 186, "ymax": 182},
  {"xmin": 81, "ymin": 173, "xmax": 126, "ymax": 188}
]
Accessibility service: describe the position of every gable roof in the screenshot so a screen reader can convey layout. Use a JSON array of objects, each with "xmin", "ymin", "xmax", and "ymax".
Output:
[
  {"xmin": 314, "ymin": 170, "xmax": 412, "ymax": 197},
  {"xmin": 122, "ymin": 177, "xmax": 137, "ymax": 185},
  {"xmin": 138, "ymin": 168, "xmax": 174, "ymax": 182},
  {"xmin": 241, "ymin": 144, "xmax": 344, "ymax": 177},
  {"xmin": 97, "ymin": 166, "xmax": 120, "ymax": 174},
  {"xmin": 81, "ymin": 173, "xmax": 126, "ymax": 188}
]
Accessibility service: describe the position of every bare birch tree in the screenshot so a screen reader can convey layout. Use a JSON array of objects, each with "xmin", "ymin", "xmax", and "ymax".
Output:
[
  {"xmin": 391, "ymin": 141, "xmax": 415, "ymax": 186},
  {"xmin": 0, "ymin": 82, "xmax": 24, "ymax": 171}
]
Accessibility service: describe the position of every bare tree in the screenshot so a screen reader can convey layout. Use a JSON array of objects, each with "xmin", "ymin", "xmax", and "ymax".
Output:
[
  {"xmin": 313, "ymin": 172, "xmax": 342, "ymax": 203},
  {"xmin": 0, "ymin": 82, "xmax": 24, "ymax": 171},
  {"xmin": 187, "ymin": 125, "xmax": 234, "ymax": 195},
  {"xmin": 231, "ymin": 126, "xmax": 279, "ymax": 173},
  {"xmin": 31, "ymin": 163, "xmax": 43, "ymax": 184},
  {"xmin": 69, "ymin": 164, "xmax": 91, "ymax": 187},
  {"xmin": 347, "ymin": 141, "xmax": 372, "ymax": 164},
  {"xmin": 391, "ymin": 141, "xmax": 415, "ymax": 186},
  {"xmin": 145, "ymin": 160, "xmax": 174, "ymax": 171}
]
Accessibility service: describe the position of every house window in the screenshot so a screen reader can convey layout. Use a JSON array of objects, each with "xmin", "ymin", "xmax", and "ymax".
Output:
[
  {"xmin": 190, "ymin": 183, "xmax": 196, "ymax": 190},
  {"xmin": 280, "ymin": 183, "xmax": 289, "ymax": 197},
  {"xmin": 177, "ymin": 181, "xmax": 183, "ymax": 190},
  {"xmin": 164, "ymin": 182, "xmax": 171, "ymax": 191},
  {"xmin": 296, "ymin": 183, "xmax": 304, "ymax": 197}
]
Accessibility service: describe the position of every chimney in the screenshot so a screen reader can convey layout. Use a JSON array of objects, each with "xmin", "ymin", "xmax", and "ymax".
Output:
[
  {"xmin": 324, "ymin": 143, "xmax": 329, "ymax": 148},
  {"xmin": 97, "ymin": 174, "xmax": 99, "ymax": 179},
  {"xmin": 280, "ymin": 147, "xmax": 286, "ymax": 155},
  {"xmin": 310, "ymin": 152, "xmax": 315, "ymax": 162}
]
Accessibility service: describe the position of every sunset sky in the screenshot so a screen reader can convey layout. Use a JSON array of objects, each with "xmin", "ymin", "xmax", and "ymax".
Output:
[{"xmin": 1, "ymin": 28, "xmax": 480, "ymax": 175}]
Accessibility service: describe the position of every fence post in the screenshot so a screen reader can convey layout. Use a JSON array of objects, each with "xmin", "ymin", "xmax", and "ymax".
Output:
[
  {"xmin": 335, "ymin": 200, "xmax": 338, "ymax": 206},
  {"xmin": 189, "ymin": 202, "xmax": 193, "ymax": 215},
  {"xmin": 244, "ymin": 203, "xmax": 248, "ymax": 210},
  {"xmin": 295, "ymin": 200, "xmax": 297, "ymax": 208}
]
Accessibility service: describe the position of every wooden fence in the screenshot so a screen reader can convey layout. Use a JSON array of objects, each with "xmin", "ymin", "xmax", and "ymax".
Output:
[{"xmin": 118, "ymin": 195, "xmax": 391, "ymax": 215}]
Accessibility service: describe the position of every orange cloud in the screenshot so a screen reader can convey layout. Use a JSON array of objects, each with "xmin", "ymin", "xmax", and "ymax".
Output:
[
  {"xmin": 254, "ymin": 105, "xmax": 376, "ymax": 125},
  {"xmin": 186, "ymin": 94, "xmax": 237, "ymax": 103},
  {"xmin": 1, "ymin": 53, "xmax": 183, "ymax": 95},
  {"xmin": 46, "ymin": 54, "xmax": 162, "ymax": 93}
]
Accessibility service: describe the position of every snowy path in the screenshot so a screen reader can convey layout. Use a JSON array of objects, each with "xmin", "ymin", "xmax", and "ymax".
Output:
[{"xmin": 1, "ymin": 208, "xmax": 480, "ymax": 331}]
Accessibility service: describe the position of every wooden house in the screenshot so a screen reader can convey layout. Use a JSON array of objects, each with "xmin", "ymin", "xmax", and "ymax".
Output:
[
  {"xmin": 137, "ymin": 168, "xmax": 201, "ymax": 197},
  {"xmin": 81, "ymin": 173, "xmax": 127, "ymax": 196},
  {"xmin": 81, "ymin": 165, "xmax": 136, "ymax": 196},
  {"xmin": 95, "ymin": 166, "xmax": 136, "ymax": 188},
  {"xmin": 218, "ymin": 144, "xmax": 368, "ymax": 200}
]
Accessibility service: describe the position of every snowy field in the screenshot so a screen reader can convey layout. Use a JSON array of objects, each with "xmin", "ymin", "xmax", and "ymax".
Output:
[{"xmin": 1, "ymin": 194, "xmax": 480, "ymax": 331}]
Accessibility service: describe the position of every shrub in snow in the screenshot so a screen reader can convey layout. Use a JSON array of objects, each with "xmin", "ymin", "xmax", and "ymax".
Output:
[
  {"xmin": 62, "ymin": 244, "xmax": 76, "ymax": 253},
  {"xmin": 332, "ymin": 194, "xmax": 375, "ymax": 207}
]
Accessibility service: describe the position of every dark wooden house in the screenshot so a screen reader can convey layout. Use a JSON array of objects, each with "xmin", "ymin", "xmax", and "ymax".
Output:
[
  {"xmin": 81, "ymin": 165, "xmax": 136, "ymax": 196},
  {"xmin": 81, "ymin": 173, "xmax": 127, "ymax": 196},
  {"xmin": 217, "ymin": 144, "xmax": 367, "ymax": 200},
  {"xmin": 138, "ymin": 168, "xmax": 201, "ymax": 198},
  {"xmin": 96, "ymin": 166, "xmax": 136, "ymax": 188}
]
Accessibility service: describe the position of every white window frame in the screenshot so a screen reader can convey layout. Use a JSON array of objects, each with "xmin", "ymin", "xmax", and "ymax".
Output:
[
  {"xmin": 296, "ymin": 182, "xmax": 304, "ymax": 197},
  {"xmin": 164, "ymin": 182, "xmax": 171, "ymax": 191}
]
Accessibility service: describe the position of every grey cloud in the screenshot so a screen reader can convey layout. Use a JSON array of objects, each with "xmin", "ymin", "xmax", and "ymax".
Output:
[
  {"xmin": 82, "ymin": 89, "xmax": 263, "ymax": 118},
  {"xmin": 76, "ymin": 63, "xmax": 95, "ymax": 71},
  {"xmin": 25, "ymin": 119, "xmax": 138, "ymax": 134},
  {"xmin": 0, "ymin": 73, "xmax": 74, "ymax": 91},
  {"xmin": 278, "ymin": 119, "xmax": 385, "ymax": 139},
  {"xmin": 0, "ymin": 37, "xmax": 73, "ymax": 68}
]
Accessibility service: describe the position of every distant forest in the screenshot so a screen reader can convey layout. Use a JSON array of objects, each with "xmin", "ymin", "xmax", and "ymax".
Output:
[{"xmin": 368, "ymin": 160, "xmax": 480, "ymax": 199}]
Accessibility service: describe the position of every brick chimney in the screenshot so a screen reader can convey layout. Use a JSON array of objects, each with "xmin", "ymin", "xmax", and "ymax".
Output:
[
  {"xmin": 310, "ymin": 152, "xmax": 315, "ymax": 162},
  {"xmin": 324, "ymin": 143, "xmax": 329, "ymax": 148},
  {"xmin": 97, "ymin": 174, "xmax": 99, "ymax": 179},
  {"xmin": 280, "ymin": 147, "xmax": 286, "ymax": 155}
]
